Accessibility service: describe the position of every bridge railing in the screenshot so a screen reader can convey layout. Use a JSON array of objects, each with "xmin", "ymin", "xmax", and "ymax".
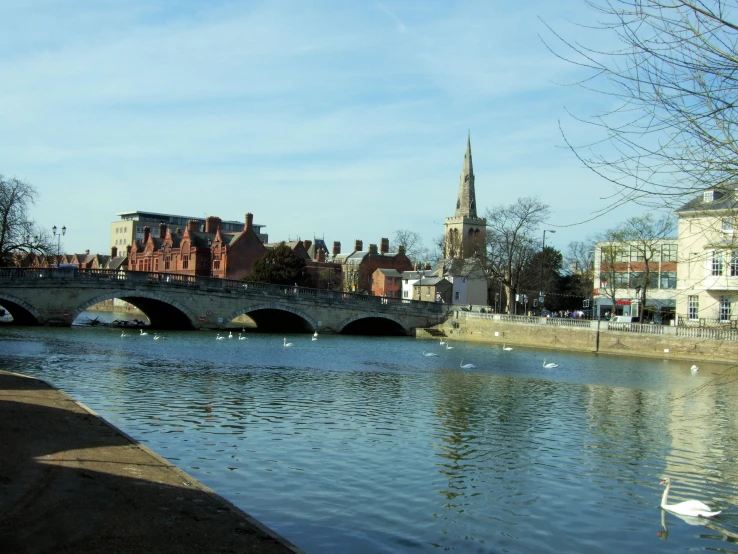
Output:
[{"xmin": 0, "ymin": 267, "xmax": 445, "ymax": 314}]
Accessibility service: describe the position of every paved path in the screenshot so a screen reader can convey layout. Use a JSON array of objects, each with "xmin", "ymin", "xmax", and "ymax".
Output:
[{"xmin": 0, "ymin": 370, "xmax": 303, "ymax": 554}]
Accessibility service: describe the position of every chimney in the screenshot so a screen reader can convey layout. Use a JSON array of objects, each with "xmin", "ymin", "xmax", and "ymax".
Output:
[
  {"xmin": 244, "ymin": 212, "xmax": 253, "ymax": 232},
  {"xmin": 143, "ymin": 226, "xmax": 150, "ymax": 243},
  {"xmin": 188, "ymin": 220, "xmax": 200, "ymax": 232},
  {"xmin": 86, "ymin": 249, "xmax": 90, "ymax": 255},
  {"xmin": 126, "ymin": 245, "xmax": 132, "ymax": 256},
  {"xmin": 369, "ymin": 243, "xmax": 378, "ymax": 254},
  {"xmin": 317, "ymin": 249, "xmax": 326, "ymax": 262},
  {"xmin": 398, "ymin": 245, "xmax": 406, "ymax": 255},
  {"xmin": 205, "ymin": 216, "xmax": 221, "ymax": 234},
  {"xmin": 332, "ymin": 241, "xmax": 341, "ymax": 256},
  {"xmin": 176, "ymin": 227, "xmax": 182, "ymax": 235},
  {"xmin": 439, "ymin": 262, "xmax": 444, "ymax": 278},
  {"xmin": 111, "ymin": 246, "xmax": 118, "ymax": 258},
  {"xmin": 354, "ymin": 239, "xmax": 363, "ymax": 252},
  {"xmin": 380, "ymin": 237, "xmax": 389, "ymax": 253},
  {"xmin": 159, "ymin": 223, "xmax": 167, "ymax": 239}
]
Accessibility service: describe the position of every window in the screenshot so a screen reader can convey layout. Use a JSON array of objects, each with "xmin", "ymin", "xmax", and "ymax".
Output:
[
  {"xmin": 630, "ymin": 272, "xmax": 643, "ymax": 288},
  {"xmin": 403, "ymin": 290, "xmax": 408, "ymax": 298},
  {"xmin": 703, "ymin": 190, "xmax": 715, "ymax": 202},
  {"xmin": 613, "ymin": 273, "xmax": 629, "ymax": 288},
  {"xmin": 661, "ymin": 244, "xmax": 677, "ymax": 262},
  {"xmin": 720, "ymin": 296, "xmax": 732, "ymax": 322},
  {"xmin": 712, "ymin": 251, "xmax": 724, "ymax": 276},
  {"xmin": 688, "ymin": 295, "xmax": 699, "ymax": 320},
  {"xmin": 164, "ymin": 258, "xmax": 170, "ymax": 271},
  {"xmin": 182, "ymin": 255, "xmax": 189, "ymax": 269},
  {"xmin": 732, "ymin": 252, "xmax": 738, "ymax": 277},
  {"xmin": 723, "ymin": 218, "xmax": 735, "ymax": 233},
  {"xmin": 455, "ymin": 291, "xmax": 460, "ymax": 300},
  {"xmin": 660, "ymin": 272, "xmax": 677, "ymax": 289},
  {"xmin": 630, "ymin": 246, "xmax": 643, "ymax": 262}
]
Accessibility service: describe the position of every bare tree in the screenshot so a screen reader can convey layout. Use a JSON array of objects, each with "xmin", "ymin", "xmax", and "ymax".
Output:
[
  {"xmin": 0, "ymin": 175, "xmax": 53, "ymax": 266},
  {"xmin": 484, "ymin": 196, "xmax": 551, "ymax": 313},
  {"xmin": 546, "ymin": 1, "xmax": 738, "ymax": 213},
  {"xmin": 611, "ymin": 213, "xmax": 676, "ymax": 321},
  {"xmin": 393, "ymin": 229, "xmax": 424, "ymax": 265},
  {"xmin": 565, "ymin": 239, "xmax": 597, "ymax": 305}
]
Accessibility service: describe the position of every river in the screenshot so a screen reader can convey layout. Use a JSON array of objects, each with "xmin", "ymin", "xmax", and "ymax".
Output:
[{"xmin": 2, "ymin": 312, "xmax": 738, "ymax": 553}]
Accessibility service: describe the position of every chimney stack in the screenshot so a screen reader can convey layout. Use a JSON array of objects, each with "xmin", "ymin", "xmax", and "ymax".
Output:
[
  {"xmin": 317, "ymin": 249, "xmax": 326, "ymax": 262},
  {"xmin": 398, "ymin": 245, "xmax": 406, "ymax": 255},
  {"xmin": 354, "ymin": 239, "xmax": 363, "ymax": 252},
  {"xmin": 159, "ymin": 223, "xmax": 167, "ymax": 239},
  {"xmin": 188, "ymin": 220, "xmax": 200, "ymax": 232},
  {"xmin": 369, "ymin": 243, "xmax": 378, "ymax": 254},
  {"xmin": 244, "ymin": 212, "xmax": 253, "ymax": 232},
  {"xmin": 332, "ymin": 241, "xmax": 341, "ymax": 256},
  {"xmin": 111, "ymin": 246, "xmax": 118, "ymax": 258},
  {"xmin": 205, "ymin": 216, "xmax": 221, "ymax": 234},
  {"xmin": 380, "ymin": 237, "xmax": 389, "ymax": 253},
  {"xmin": 126, "ymin": 245, "xmax": 132, "ymax": 256},
  {"xmin": 143, "ymin": 226, "xmax": 150, "ymax": 243}
]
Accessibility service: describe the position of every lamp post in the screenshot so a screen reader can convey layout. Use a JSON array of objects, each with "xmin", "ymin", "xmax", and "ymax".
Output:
[
  {"xmin": 539, "ymin": 229, "xmax": 555, "ymax": 313},
  {"xmin": 52, "ymin": 225, "xmax": 66, "ymax": 266}
]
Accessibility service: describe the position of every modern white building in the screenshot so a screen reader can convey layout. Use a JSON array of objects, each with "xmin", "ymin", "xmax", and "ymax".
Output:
[{"xmin": 592, "ymin": 239, "xmax": 678, "ymax": 323}]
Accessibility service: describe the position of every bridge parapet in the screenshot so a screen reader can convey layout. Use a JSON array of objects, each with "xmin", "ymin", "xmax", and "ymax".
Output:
[{"xmin": 0, "ymin": 268, "xmax": 447, "ymax": 323}]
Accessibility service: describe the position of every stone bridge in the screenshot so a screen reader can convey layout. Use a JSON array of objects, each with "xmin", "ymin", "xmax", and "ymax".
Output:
[{"xmin": 0, "ymin": 268, "xmax": 449, "ymax": 335}]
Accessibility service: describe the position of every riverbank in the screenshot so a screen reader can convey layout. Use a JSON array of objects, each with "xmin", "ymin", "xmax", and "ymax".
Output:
[
  {"xmin": 422, "ymin": 311, "xmax": 738, "ymax": 364},
  {"xmin": 0, "ymin": 370, "xmax": 303, "ymax": 554}
]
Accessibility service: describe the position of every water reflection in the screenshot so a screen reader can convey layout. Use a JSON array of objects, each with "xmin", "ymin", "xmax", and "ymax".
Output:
[{"xmin": 2, "ymin": 323, "xmax": 738, "ymax": 553}]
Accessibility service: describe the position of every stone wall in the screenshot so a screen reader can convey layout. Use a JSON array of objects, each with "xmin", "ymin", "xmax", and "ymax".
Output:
[{"xmin": 421, "ymin": 313, "xmax": 738, "ymax": 364}]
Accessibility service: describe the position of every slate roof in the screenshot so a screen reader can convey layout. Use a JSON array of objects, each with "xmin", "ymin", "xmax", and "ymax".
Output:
[{"xmin": 676, "ymin": 186, "xmax": 738, "ymax": 213}]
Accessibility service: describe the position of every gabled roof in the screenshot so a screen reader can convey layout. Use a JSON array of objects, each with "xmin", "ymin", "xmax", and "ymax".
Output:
[{"xmin": 374, "ymin": 268, "xmax": 402, "ymax": 277}]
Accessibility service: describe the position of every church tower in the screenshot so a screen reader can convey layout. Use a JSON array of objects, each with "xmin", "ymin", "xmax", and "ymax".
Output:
[{"xmin": 444, "ymin": 134, "xmax": 486, "ymax": 260}]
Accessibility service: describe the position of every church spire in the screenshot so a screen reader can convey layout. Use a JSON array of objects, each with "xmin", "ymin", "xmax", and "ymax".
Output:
[{"xmin": 455, "ymin": 132, "xmax": 477, "ymax": 218}]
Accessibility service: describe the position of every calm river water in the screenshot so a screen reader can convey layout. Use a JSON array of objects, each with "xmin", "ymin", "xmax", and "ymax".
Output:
[{"xmin": 2, "ymin": 313, "xmax": 738, "ymax": 553}]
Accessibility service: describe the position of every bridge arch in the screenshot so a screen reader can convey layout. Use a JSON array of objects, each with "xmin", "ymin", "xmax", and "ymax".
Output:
[
  {"xmin": 74, "ymin": 291, "xmax": 199, "ymax": 330},
  {"xmin": 226, "ymin": 303, "xmax": 318, "ymax": 333},
  {"xmin": 338, "ymin": 313, "xmax": 410, "ymax": 336},
  {"xmin": 0, "ymin": 293, "xmax": 42, "ymax": 325}
]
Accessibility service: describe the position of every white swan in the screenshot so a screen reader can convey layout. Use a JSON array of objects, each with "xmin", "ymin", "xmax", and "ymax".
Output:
[
  {"xmin": 460, "ymin": 359, "xmax": 476, "ymax": 369},
  {"xmin": 312, "ymin": 335, "xmax": 318, "ymax": 341},
  {"xmin": 691, "ymin": 365, "xmax": 699, "ymax": 373},
  {"xmin": 446, "ymin": 343, "xmax": 454, "ymax": 350},
  {"xmin": 216, "ymin": 333, "xmax": 224, "ymax": 340},
  {"xmin": 542, "ymin": 358, "xmax": 558, "ymax": 368},
  {"xmin": 660, "ymin": 477, "xmax": 721, "ymax": 518},
  {"xmin": 153, "ymin": 333, "xmax": 162, "ymax": 340},
  {"xmin": 238, "ymin": 333, "xmax": 247, "ymax": 340},
  {"xmin": 121, "ymin": 331, "xmax": 128, "ymax": 338},
  {"xmin": 140, "ymin": 329, "xmax": 148, "ymax": 336},
  {"xmin": 228, "ymin": 331, "xmax": 233, "ymax": 339},
  {"xmin": 313, "ymin": 331, "xmax": 319, "ymax": 338},
  {"xmin": 439, "ymin": 340, "xmax": 447, "ymax": 346},
  {"xmin": 284, "ymin": 338, "xmax": 293, "ymax": 347},
  {"xmin": 503, "ymin": 344, "xmax": 513, "ymax": 351},
  {"xmin": 423, "ymin": 350, "xmax": 438, "ymax": 357}
]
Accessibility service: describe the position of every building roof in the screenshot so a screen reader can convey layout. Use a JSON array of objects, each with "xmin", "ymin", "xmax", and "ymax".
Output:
[
  {"xmin": 675, "ymin": 186, "xmax": 738, "ymax": 213},
  {"xmin": 374, "ymin": 268, "xmax": 402, "ymax": 277}
]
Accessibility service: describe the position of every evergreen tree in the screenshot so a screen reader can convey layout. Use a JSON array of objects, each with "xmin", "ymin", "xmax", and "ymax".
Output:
[{"xmin": 246, "ymin": 242, "xmax": 310, "ymax": 286}]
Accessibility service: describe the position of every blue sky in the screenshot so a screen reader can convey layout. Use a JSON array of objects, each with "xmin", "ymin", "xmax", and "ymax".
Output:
[{"xmin": 1, "ymin": 0, "xmax": 645, "ymax": 258}]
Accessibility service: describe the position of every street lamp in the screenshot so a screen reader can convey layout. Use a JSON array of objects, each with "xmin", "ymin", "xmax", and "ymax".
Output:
[
  {"xmin": 539, "ymin": 229, "xmax": 556, "ymax": 312},
  {"xmin": 52, "ymin": 225, "xmax": 66, "ymax": 265}
]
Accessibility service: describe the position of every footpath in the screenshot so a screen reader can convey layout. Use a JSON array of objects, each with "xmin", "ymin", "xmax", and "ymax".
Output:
[{"xmin": 0, "ymin": 370, "xmax": 303, "ymax": 554}]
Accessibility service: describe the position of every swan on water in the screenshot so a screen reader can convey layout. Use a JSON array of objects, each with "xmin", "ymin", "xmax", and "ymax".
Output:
[
  {"xmin": 216, "ymin": 333, "xmax": 224, "ymax": 340},
  {"xmin": 313, "ymin": 331, "xmax": 319, "ymax": 338},
  {"xmin": 121, "ymin": 331, "xmax": 128, "ymax": 338},
  {"xmin": 140, "ymin": 329, "xmax": 148, "ymax": 336},
  {"xmin": 284, "ymin": 338, "xmax": 293, "ymax": 347},
  {"xmin": 446, "ymin": 343, "xmax": 454, "ymax": 350},
  {"xmin": 543, "ymin": 359, "xmax": 558, "ymax": 368},
  {"xmin": 153, "ymin": 333, "xmax": 162, "ymax": 340},
  {"xmin": 228, "ymin": 331, "xmax": 233, "ymax": 339},
  {"xmin": 503, "ymin": 344, "xmax": 513, "ymax": 351},
  {"xmin": 423, "ymin": 350, "xmax": 438, "ymax": 357},
  {"xmin": 439, "ymin": 340, "xmax": 447, "ymax": 346},
  {"xmin": 660, "ymin": 477, "xmax": 721, "ymax": 518},
  {"xmin": 691, "ymin": 365, "xmax": 699, "ymax": 373},
  {"xmin": 460, "ymin": 360, "xmax": 476, "ymax": 369},
  {"xmin": 238, "ymin": 333, "xmax": 247, "ymax": 340}
]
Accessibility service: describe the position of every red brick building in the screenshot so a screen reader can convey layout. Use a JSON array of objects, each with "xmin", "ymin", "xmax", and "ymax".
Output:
[
  {"xmin": 333, "ymin": 238, "xmax": 413, "ymax": 293},
  {"xmin": 129, "ymin": 213, "xmax": 266, "ymax": 280},
  {"xmin": 371, "ymin": 268, "xmax": 403, "ymax": 298}
]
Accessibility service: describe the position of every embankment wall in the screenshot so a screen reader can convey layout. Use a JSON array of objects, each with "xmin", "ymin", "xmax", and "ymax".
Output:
[{"xmin": 421, "ymin": 314, "xmax": 738, "ymax": 364}]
